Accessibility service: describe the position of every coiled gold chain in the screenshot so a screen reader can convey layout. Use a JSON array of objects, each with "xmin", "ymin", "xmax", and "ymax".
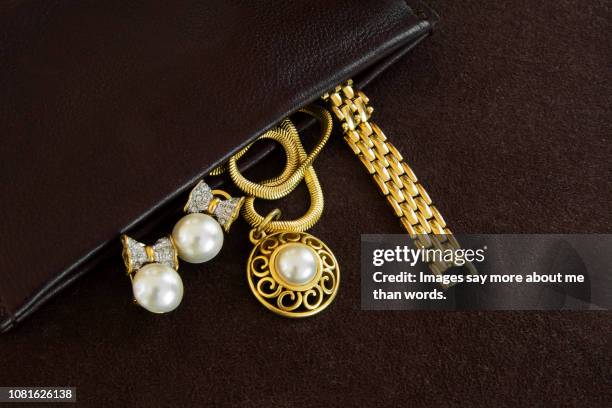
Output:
[
  {"xmin": 221, "ymin": 105, "xmax": 332, "ymax": 233},
  {"xmin": 229, "ymin": 106, "xmax": 332, "ymax": 200}
]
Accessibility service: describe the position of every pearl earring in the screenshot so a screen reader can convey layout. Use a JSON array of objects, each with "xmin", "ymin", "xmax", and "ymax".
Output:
[
  {"xmin": 171, "ymin": 180, "xmax": 244, "ymax": 263},
  {"xmin": 121, "ymin": 235, "xmax": 183, "ymax": 313}
]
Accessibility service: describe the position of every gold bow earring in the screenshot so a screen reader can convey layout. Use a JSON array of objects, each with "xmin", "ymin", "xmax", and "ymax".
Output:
[
  {"xmin": 121, "ymin": 235, "xmax": 182, "ymax": 313},
  {"xmin": 120, "ymin": 183, "xmax": 242, "ymax": 314},
  {"xmin": 171, "ymin": 180, "xmax": 243, "ymax": 264}
]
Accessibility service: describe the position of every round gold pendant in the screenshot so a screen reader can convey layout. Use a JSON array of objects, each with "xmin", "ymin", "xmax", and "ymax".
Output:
[{"xmin": 247, "ymin": 231, "xmax": 339, "ymax": 318}]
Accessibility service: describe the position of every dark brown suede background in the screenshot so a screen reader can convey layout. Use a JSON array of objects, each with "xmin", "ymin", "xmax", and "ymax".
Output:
[{"xmin": 1, "ymin": 1, "xmax": 611, "ymax": 407}]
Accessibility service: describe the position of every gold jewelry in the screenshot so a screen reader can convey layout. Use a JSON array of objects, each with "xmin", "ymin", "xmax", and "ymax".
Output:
[
  {"xmin": 246, "ymin": 210, "xmax": 340, "ymax": 318},
  {"xmin": 172, "ymin": 181, "xmax": 244, "ymax": 265},
  {"xmin": 119, "ymin": 77, "xmax": 470, "ymax": 318},
  {"xmin": 120, "ymin": 182, "xmax": 243, "ymax": 314},
  {"xmin": 323, "ymin": 80, "xmax": 474, "ymax": 276},
  {"xmin": 215, "ymin": 105, "xmax": 333, "ymax": 201},
  {"xmin": 182, "ymin": 180, "xmax": 244, "ymax": 232},
  {"xmin": 241, "ymin": 133, "xmax": 324, "ymax": 232},
  {"xmin": 121, "ymin": 235, "xmax": 183, "ymax": 314},
  {"xmin": 226, "ymin": 105, "xmax": 339, "ymax": 318},
  {"xmin": 226, "ymin": 105, "xmax": 333, "ymax": 232}
]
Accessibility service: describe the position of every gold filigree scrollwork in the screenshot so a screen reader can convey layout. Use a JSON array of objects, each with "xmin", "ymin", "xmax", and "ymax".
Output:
[{"xmin": 246, "ymin": 231, "xmax": 340, "ymax": 318}]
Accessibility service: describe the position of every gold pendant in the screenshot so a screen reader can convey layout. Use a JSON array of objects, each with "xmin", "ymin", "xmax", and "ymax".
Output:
[
  {"xmin": 247, "ymin": 229, "xmax": 340, "ymax": 318},
  {"xmin": 211, "ymin": 106, "xmax": 339, "ymax": 317}
]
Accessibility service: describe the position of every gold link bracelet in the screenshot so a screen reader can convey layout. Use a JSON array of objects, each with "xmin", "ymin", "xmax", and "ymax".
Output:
[{"xmin": 322, "ymin": 80, "xmax": 472, "ymax": 276}]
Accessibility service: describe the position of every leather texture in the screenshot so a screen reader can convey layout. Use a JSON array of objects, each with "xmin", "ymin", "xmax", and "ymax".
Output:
[{"xmin": 0, "ymin": 0, "xmax": 435, "ymax": 330}]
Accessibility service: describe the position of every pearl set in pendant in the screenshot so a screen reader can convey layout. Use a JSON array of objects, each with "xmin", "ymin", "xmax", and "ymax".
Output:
[
  {"xmin": 121, "ymin": 181, "xmax": 243, "ymax": 314},
  {"xmin": 246, "ymin": 230, "xmax": 339, "ymax": 318},
  {"xmin": 273, "ymin": 243, "xmax": 319, "ymax": 286}
]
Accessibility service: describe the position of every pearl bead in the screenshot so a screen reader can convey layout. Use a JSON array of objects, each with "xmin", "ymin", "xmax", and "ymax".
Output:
[
  {"xmin": 132, "ymin": 263, "xmax": 183, "ymax": 313},
  {"xmin": 172, "ymin": 213, "xmax": 223, "ymax": 263},
  {"xmin": 275, "ymin": 243, "xmax": 318, "ymax": 285}
]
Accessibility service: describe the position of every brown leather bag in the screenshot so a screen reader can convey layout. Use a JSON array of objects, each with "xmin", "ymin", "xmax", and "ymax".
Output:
[{"xmin": 0, "ymin": 0, "xmax": 438, "ymax": 331}]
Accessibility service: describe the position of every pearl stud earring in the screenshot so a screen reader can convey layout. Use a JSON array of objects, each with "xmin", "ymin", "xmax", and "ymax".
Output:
[
  {"xmin": 121, "ymin": 235, "xmax": 183, "ymax": 313},
  {"xmin": 171, "ymin": 180, "xmax": 243, "ymax": 263}
]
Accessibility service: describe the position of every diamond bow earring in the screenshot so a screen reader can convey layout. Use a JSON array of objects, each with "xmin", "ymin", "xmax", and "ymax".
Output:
[
  {"xmin": 171, "ymin": 180, "xmax": 243, "ymax": 263},
  {"xmin": 121, "ymin": 235, "xmax": 183, "ymax": 313}
]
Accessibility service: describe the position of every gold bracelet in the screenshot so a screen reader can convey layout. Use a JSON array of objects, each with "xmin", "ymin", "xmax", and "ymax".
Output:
[{"xmin": 322, "ymin": 80, "xmax": 470, "ymax": 276}]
